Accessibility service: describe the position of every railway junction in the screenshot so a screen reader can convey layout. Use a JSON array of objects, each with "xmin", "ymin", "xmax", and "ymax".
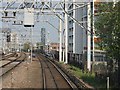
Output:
[
  {"xmin": 0, "ymin": 52, "xmax": 93, "ymax": 89},
  {"xmin": 0, "ymin": 0, "xmax": 96, "ymax": 89},
  {"xmin": 0, "ymin": 0, "xmax": 119, "ymax": 89}
]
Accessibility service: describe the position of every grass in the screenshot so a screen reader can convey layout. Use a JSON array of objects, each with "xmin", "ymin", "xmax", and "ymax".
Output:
[
  {"xmin": 58, "ymin": 61, "xmax": 65, "ymax": 64},
  {"xmin": 57, "ymin": 61, "xmax": 106, "ymax": 88},
  {"xmin": 68, "ymin": 65, "xmax": 106, "ymax": 88}
]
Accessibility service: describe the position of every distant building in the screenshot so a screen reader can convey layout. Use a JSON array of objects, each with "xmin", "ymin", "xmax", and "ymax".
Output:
[
  {"xmin": 41, "ymin": 28, "xmax": 46, "ymax": 50},
  {"xmin": 10, "ymin": 33, "xmax": 19, "ymax": 52},
  {"xmin": 49, "ymin": 43, "xmax": 59, "ymax": 52}
]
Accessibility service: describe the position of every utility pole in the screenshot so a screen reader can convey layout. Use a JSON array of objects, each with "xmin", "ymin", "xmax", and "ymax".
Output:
[
  {"xmin": 30, "ymin": 27, "xmax": 33, "ymax": 62},
  {"xmin": 87, "ymin": 2, "xmax": 91, "ymax": 72},
  {"xmin": 59, "ymin": 14, "xmax": 62, "ymax": 62},
  {"xmin": 47, "ymin": 31, "xmax": 50, "ymax": 54},
  {"xmin": 62, "ymin": 29, "xmax": 65, "ymax": 62},
  {"xmin": 92, "ymin": 1, "xmax": 95, "ymax": 62},
  {"xmin": 65, "ymin": 0, "xmax": 68, "ymax": 64},
  {"xmin": 2, "ymin": 32, "xmax": 4, "ymax": 54}
]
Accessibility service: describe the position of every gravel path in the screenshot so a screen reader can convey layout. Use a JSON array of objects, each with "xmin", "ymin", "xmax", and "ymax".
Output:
[{"xmin": 2, "ymin": 54, "xmax": 42, "ymax": 89}]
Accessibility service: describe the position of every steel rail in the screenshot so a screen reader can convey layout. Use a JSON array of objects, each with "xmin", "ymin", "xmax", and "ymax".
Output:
[
  {"xmin": 43, "ymin": 57, "xmax": 58, "ymax": 89},
  {"xmin": 37, "ymin": 55, "xmax": 58, "ymax": 89},
  {"xmin": 48, "ymin": 59, "xmax": 78, "ymax": 89},
  {"xmin": 2, "ymin": 53, "xmax": 17, "ymax": 60},
  {"xmin": 1, "ymin": 53, "xmax": 21, "ymax": 68},
  {"xmin": 37, "ymin": 55, "xmax": 46, "ymax": 89},
  {"xmin": 38, "ymin": 54, "xmax": 77, "ymax": 89},
  {"xmin": 37, "ymin": 55, "xmax": 57, "ymax": 89},
  {"xmin": 0, "ymin": 52, "xmax": 26, "ymax": 77}
]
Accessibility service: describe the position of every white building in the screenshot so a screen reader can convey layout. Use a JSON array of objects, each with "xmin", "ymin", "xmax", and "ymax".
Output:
[
  {"xmin": 67, "ymin": 1, "xmax": 107, "ymax": 63},
  {"xmin": 68, "ymin": 1, "xmax": 87, "ymax": 54}
]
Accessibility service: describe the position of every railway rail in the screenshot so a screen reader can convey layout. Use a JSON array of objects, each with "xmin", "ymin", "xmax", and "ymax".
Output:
[
  {"xmin": 37, "ymin": 54, "xmax": 78, "ymax": 89},
  {"xmin": 1, "ymin": 52, "xmax": 17, "ymax": 60},
  {"xmin": 0, "ymin": 53, "xmax": 20, "ymax": 68},
  {"xmin": 0, "ymin": 52, "xmax": 26, "ymax": 76}
]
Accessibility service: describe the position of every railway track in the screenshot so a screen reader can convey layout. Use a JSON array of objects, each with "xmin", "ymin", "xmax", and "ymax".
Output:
[
  {"xmin": 0, "ymin": 53, "xmax": 20, "ymax": 68},
  {"xmin": 0, "ymin": 52, "xmax": 26, "ymax": 76},
  {"xmin": 1, "ymin": 52, "xmax": 17, "ymax": 60},
  {"xmin": 37, "ymin": 54, "xmax": 78, "ymax": 89}
]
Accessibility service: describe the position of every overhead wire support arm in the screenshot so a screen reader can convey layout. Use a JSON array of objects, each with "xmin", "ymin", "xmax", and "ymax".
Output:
[
  {"xmin": 15, "ymin": 1, "xmax": 24, "ymax": 12},
  {"xmin": 68, "ymin": 3, "xmax": 88, "ymax": 12},
  {"xmin": 3, "ymin": 1, "xmax": 13, "ymax": 11},
  {"xmin": 44, "ymin": 3, "xmax": 64, "ymax": 22},
  {"xmin": 40, "ymin": 2, "xmax": 47, "ymax": 14},
  {"xmin": 3, "ymin": 0, "xmax": 18, "ymax": 11}
]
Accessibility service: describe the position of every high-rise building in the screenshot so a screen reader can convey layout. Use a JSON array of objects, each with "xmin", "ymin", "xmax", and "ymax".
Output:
[{"xmin": 41, "ymin": 28, "xmax": 46, "ymax": 50}]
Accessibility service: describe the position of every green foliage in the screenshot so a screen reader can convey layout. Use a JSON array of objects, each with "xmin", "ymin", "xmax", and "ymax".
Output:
[
  {"xmin": 59, "ymin": 61, "xmax": 65, "ymax": 64},
  {"xmin": 23, "ymin": 42, "xmax": 30, "ymax": 51},
  {"xmin": 95, "ymin": 2, "xmax": 120, "ymax": 87},
  {"xmin": 69, "ymin": 65, "xmax": 106, "ymax": 88},
  {"xmin": 95, "ymin": 2, "xmax": 120, "ymax": 61},
  {"xmin": 93, "ymin": 63, "xmax": 107, "ymax": 74},
  {"xmin": 36, "ymin": 42, "xmax": 42, "ymax": 47}
]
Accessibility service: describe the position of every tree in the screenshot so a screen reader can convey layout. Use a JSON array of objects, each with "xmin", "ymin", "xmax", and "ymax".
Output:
[
  {"xmin": 95, "ymin": 2, "xmax": 120, "ymax": 87},
  {"xmin": 36, "ymin": 42, "xmax": 42, "ymax": 49},
  {"xmin": 23, "ymin": 42, "xmax": 31, "ymax": 52}
]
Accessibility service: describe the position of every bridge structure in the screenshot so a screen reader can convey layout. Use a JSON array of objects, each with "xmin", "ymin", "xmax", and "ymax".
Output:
[{"xmin": 0, "ymin": 0, "xmax": 95, "ymax": 71}]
